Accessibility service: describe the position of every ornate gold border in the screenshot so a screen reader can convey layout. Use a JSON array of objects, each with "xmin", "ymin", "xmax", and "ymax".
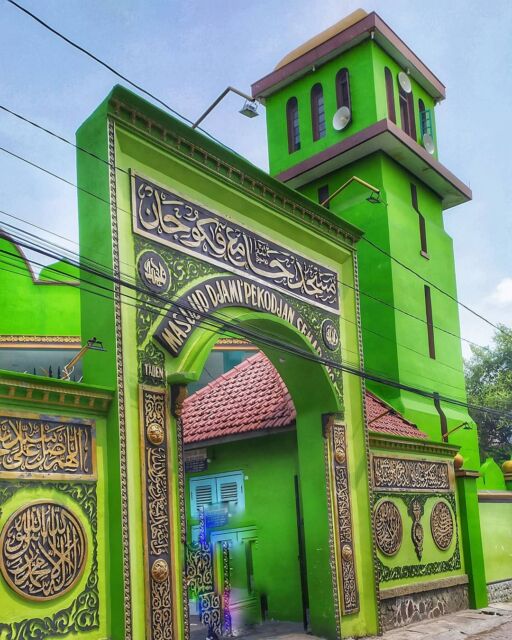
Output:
[
  {"xmin": 139, "ymin": 385, "xmax": 175, "ymax": 640},
  {"xmin": 108, "ymin": 118, "xmax": 133, "ymax": 638},
  {"xmin": 0, "ymin": 499, "xmax": 88, "ymax": 601},
  {"xmin": 329, "ymin": 417, "xmax": 360, "ymax": 615},
  {"xmin": 0, "ymin": 335, "xmax": 81, "ymax": 349}
]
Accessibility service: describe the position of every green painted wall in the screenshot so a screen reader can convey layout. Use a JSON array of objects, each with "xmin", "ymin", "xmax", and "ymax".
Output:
[
  {"xmin": 266, "ymin": 41, "xmax": 376, "ymax": 177},
  {"xmin": 0, "ymin": 371, "xmax": 112, "ymax": 640},
  {"xmin": 0, "ymin": 234, "xmax": 80, "ymax": 337},
  {"xmin": 479, "ymin": 501, "xmax": 512, "ymax": 584},
  {"xmin": 371, "ymin": 443, "xmax": 466, "ymax": 591},
  {"xmin": 265, "ymin": 40, "xmax": 438, "ymax": 179},
  {"xmin": 186, "ymin": 431, "xmax": 303, "ymax": 622},
  {"xmin": 76, "ymin": 84, "xmax": 381, "ymax": 639},
  {"xmin": 263, "ymin": 33, "xmax": 479, "ymax": 470}
]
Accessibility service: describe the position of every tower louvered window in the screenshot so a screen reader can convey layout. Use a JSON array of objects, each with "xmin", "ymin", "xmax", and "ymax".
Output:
[
  {"xmin": 311, "ymin": 83, "xmax": 326, "ymax": 141},
  {"xmin": 336, "ymin": 68, "xmax": 351, "ymax": 111},
  {"xmin": 399, "ymin": 82, "xmax": 416, "ymax": 140},
  {"xmin": 385, "ymin": 67, "xmax": 396, "ymax": 123},
  {"xmin": 286, "ymin": 97, "xmax": 301, "ymax": 153}
]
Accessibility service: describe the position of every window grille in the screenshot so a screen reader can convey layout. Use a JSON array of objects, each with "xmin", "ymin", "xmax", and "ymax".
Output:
[
  {"xmin": 336, "ymin": 68, "xmax": 351, "ymax": 111},
  {"xmin": 311, "ymin": 83, "xmax": 326, "ymax": 141},
  {"xmin": 286, "ymin": 97, "xmax": 300, "ymax": 153},
  {"xmin": 189, "ymin": 471, "xmax": 245, "ymax": 517}
]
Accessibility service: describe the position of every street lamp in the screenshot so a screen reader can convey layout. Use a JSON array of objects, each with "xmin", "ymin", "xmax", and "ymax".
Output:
[{"xmin": 192, "ymin": 86, "xmax": 259, "ymax": 129}]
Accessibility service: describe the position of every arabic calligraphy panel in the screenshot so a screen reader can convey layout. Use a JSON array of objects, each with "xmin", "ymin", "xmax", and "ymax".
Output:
[
  {"xmin": 372, "ymin": 456, "xmax": 452, "ymax": 492},
  {"xmin": 0, "ymin": 416, "xmax": 96, "ymax": 481},
  {"xmin": 0, "ymin": 501, "xmax": 87, "ymax": 601},
  {"xmin": 132, "ymin": 173, "xmax": 339, "ymax": 312}
]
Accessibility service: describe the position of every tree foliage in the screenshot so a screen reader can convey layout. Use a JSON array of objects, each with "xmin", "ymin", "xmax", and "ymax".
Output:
[{"xmin": 465, "ymin": 325, "xmax": 512, "ymax": 463}]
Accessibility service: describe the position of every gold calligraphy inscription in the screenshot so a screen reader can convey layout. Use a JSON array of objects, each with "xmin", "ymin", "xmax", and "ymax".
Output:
[
  {"xmin": 132, "ymin": 174, "xmax": 339, "ymax": 312},
  {"xmin": 0, "ymin": 416, "xmax": 95, "ymax": 480},
  {"xmin": 331, "ymin": 420, "xmax": 359, "ymax": 615},
  {"xmin": 430, "ymin": 501, "xmax": 454, "ymax": 551},
  {"xmin": 140, "ymin": 386, "xmax": 174, "ymax": 640},
  {"xmin": 372, "ymin": 456, "xmax": 451, "ymax": 492},
  {"xmin": 0, "ymin": 501, "xmax": 87, "ymax": 601},
  {"xmin": 374, "ymin": 500, "xmax": 403, "ymax": 556}
]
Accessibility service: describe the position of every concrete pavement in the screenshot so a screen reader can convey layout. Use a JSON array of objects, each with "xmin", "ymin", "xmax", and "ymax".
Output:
[
  {"xmin": 373, "ymin": 602, "xmax": 512, "ymax": 640},
  {"xmin": 191, "ymin": 603, "xmax": 512, "ymax": 639}
]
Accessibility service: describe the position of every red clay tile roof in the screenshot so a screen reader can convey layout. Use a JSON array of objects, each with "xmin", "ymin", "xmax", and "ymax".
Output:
[
  {"xmin": 365, "ymin": 391, "xmax": 427, "ymax": 439},
  {"xmin": 183, "ymin": 352, "xmax": 296, "ymax": 444},
  {"xmin": 183, "ymin": 353, "xmax": 427, "ymax": 444}
]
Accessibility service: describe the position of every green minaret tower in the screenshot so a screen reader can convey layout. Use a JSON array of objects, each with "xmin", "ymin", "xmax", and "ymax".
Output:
[{"xmin": 252, "ymin": 10, "xmax": 479, "ymax": 469}]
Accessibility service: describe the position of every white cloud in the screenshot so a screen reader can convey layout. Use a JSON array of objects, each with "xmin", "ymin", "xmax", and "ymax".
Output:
[{"xmin": 489, "ymin": 278, "xmax": 512, "ymax": 307}]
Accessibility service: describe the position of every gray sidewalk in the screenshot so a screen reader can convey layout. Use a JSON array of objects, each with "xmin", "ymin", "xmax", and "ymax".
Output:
[{"xmin": 375, "ymin": 602, "xmax": 512, "ymax": 640}]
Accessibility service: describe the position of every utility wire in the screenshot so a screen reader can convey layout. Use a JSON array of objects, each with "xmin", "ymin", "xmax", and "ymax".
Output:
[
  {"xmin": 0, "ymin": 252, "xmax": 485, "ymax": 414},
  {"xmin": 2, "ymin": 2, "xmax": 508, "ymax": 339},
  {"xmin": 0, "ymin": 101, "xmax": 504, "ymax": 348},
  {"xmin": 0, "ymin": 204, "xmax": 486, "ymax": 391},
  {"xmin": 0, "ymin": 140, "xmax": 490, "ymax": 351},
  {"xmin": 0, "ymin": 219, "xmax": 472, "ymax": 394},
  {"xmin": 3, "ymin": 0, "xmax": 237, "ymax": 153},
  {"xmin": 360, "ymin": 235, "xmax": 510, "ymax": 337},
  {"xmin": 1, "ymin": 227, "xmax": 511, "ymax": 421}
]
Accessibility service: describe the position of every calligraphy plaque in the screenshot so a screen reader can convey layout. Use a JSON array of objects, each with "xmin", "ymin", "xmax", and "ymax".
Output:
[
  {"xmin": 132, "ymin": 173, "xmax": 339, "ymax": 312},
  {"xmin": 138, "ymin": 250, "xmax": 170, "ymax": 293},
  {"xmin": 154, "ymin": 275, "xmax": 338, "ymax": 388},
  {"xmin": 0, "ymin": 501, "xmax": 87, "ymax": 601},
  {"xmin": 430, "ymin": 501, "xmax": 454, "ymax": 551},
  {"xmin": 140, "ymin": 386, "xmax": 174, "ymax": 640},
  {"xmin": 374, "ymin": 500, "xmax": 402, "ymax": 556},
  {"xmin": 372, "ymin": 455, "xmax": 452, "ymax": 492},
  {"xmin": 0, "ymin": 415, "xmax": 96, "ymax": 481},
  {"xmin": 322, "ymin": 318, "xmax": 340, "ymax": 351}
]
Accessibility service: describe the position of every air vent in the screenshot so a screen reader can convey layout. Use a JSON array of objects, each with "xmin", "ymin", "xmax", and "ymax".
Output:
[
  {"xmin": 196, "ymin": 484, "xmax": 213, "ymax": 507},
  {"xmin": 220, "ymin": 481, "xmax": 239, "ymax": 503}
]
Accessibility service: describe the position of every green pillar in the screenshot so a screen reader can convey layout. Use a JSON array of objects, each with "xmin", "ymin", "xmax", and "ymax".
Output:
[
  {"xmin": 456, "ymin": 470, "xmax": 488, "ymax": 608},
  {"xmin": 295, "ymin": 410, "xmax": 336, "ymax": 639}
]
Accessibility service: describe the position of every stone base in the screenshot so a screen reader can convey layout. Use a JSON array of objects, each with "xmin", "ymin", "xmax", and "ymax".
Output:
[
  {"xmin": 380, "ymin": 583, "xmax": 469, "ymax": 631},
  {"xmin": 487, "ymin": 579, "xmax": 512, "ymax": 604}
]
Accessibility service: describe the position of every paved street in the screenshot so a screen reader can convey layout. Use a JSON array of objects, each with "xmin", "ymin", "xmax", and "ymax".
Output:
[
  {"xmin": 190, "ymin": 603, "xmax": 512, "ymax": 639},
  {"xmin": 375, "ymin": 602, "xmax": 512, "ymax": 640}
]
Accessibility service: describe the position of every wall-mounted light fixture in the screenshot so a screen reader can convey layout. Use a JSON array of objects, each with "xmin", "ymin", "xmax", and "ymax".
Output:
[{"xmin": 192, "ymin": 86, "xmax": 259, "ymax": 129}]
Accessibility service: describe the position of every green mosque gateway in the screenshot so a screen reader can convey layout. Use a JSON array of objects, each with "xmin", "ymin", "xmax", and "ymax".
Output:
[{"xmin": 0, "ymin": 9, "xmax": 511, "ymax": 640}]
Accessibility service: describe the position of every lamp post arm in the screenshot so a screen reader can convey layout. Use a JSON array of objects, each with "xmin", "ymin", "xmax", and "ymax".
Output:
[
  {"xmin": 321, "ymin": 175, "xmax": 381, "ymax": 207},
  {"xmin": 192, "ymin": 86, "xmax": 255, "ymax": 130}
]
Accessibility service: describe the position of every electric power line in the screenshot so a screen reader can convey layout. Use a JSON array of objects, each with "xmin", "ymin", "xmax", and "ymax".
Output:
[
  {"xmin": 0, "ymin": 219, "xmax": 473, "ymax": 396},
  {"xmin": 0, "ymin": 139, "xmax": 491, "ymax": 352},
  {"xmin": 2, "ymin": 3, "xmax": 509, "ymax": 341},
  {"xmin": 4, "ymin": 0, "xmax": 227, "ymax": 148},
  {"xmin": 1, "ymin": 226, "xmax": 511, "ymax": 422}
]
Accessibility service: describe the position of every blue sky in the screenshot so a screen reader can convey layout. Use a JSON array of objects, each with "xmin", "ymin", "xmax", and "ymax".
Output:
[{"xmin": 1, "ymin": 0, "xmax": 510, "ymax": 356}]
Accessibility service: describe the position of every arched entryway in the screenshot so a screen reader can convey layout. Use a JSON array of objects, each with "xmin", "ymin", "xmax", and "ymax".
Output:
[{"xmin": 168, "ymin": 308, "xmax": 342, "ymax": 640}]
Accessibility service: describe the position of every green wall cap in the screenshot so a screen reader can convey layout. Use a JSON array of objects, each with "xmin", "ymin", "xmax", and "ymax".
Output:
[
  {"xmin": 369, "ymin": 432, "xmax": 459, "ymax": 457},
  {"xmin": 0, "ymin": 368, "xmax": 114, "ymax": 414}
]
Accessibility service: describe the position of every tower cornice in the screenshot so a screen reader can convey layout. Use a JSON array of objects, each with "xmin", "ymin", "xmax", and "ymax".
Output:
[
  {"xmin": 275, "ymin": 119, "xmax": 471, "ymax": 210},
  {"xmin": 252, "ymin": 11, "xmax": 445, "ymax": 103}
]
